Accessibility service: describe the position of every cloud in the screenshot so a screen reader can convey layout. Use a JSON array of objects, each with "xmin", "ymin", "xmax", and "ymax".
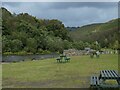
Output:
[
  {"xmin": 2, "ymin": 2, "xmax": 118, "ymax": 27},
  {"xmin": 47, "ymin": 2, "xmax": 117, "ymax": 9},
  {"xmin": 3, "ymin": 2, "xmax": 117, "ymax": 9},
  {"xmin": 2, "ymin": 2, "xmax": 21, "ymax": 7},
  {"xmin": 1, "ymin": 0, "xmax": 120, "ymax": 2}
]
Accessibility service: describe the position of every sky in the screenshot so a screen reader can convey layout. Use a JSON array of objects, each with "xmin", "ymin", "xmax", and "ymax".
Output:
[{"xmin": 2, "ymin": 2, "xmax": 118, "ymax": 27}]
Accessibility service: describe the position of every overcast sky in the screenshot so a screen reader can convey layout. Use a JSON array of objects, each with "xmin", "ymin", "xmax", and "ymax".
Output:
[{"xmin": 2, "ymin": 2, "xmax": 118, "ymax": 27}]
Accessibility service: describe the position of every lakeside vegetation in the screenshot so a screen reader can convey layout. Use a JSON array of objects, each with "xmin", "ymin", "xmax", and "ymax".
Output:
[
  {"xmin": 2, "ymin": 54, "xmax": 118, "ymax": 88},
  {"xmin": 3, "ymin": 50, "xmax": 52, "ymax": 55}
]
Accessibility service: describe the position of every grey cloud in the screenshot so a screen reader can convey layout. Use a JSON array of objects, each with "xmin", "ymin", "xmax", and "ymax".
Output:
[
  {"xmin": 2, "ymin": 2, "xmax": 118, "ymax": 27},
  {"xmin": 2, "ymin": 2, "xmax": 22, "ymax": 7},
  {"xmin": 2, "ymin": 2, "xmax": 117, "ymax": 9},
  {"xmin": 48, "ymin": 2, "xmax": 118, "ymax": 9}
]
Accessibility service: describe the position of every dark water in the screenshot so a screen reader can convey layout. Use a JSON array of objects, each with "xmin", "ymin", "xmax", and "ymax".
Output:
[{"xmin": 2, "ymin": 53, "xmax": 59, "ymax": 62}]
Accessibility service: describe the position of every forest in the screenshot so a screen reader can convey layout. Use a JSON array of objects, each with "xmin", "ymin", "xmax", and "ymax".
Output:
[{"xmin": 2, "ymin": 7, "xmax": 119, "ymax": 55}]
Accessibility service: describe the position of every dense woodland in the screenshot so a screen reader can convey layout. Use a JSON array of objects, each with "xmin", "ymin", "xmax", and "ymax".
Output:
[{"xmin": 2, "ymin": 7, "xmax": 119, "ymax": 55}]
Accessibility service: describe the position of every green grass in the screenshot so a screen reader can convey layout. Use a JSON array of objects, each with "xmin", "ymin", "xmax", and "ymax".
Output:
[{"xmin": 2, "ymin": 54, "xmax": 118, "ymax": 88}]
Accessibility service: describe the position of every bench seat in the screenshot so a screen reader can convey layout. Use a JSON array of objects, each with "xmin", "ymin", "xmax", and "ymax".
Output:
[
  {"xmin": 90, "ymin": 76, "xmax": 100, "ymax": 88},
  {"xmin": 100, "ymin": 84, "xmax": 120, "ymax": 88},
  {"xmin": 56, "ymin": 57, "xmax": 62, "ymax": 62}
]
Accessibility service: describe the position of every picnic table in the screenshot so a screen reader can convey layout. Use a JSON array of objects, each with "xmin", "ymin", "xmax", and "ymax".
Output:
[
  {"xmin": 90, "ymin": 70, "xmax": 120, "ymax": 88},
  {"xmin": 56, "ymin": 54, "xmax": 70, "ymax": 63}
]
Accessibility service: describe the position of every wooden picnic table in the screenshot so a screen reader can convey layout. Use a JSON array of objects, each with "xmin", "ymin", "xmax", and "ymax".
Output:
[
  {"xmin": 60, "ymin": 54, "xmax": 66, "ymax": 58},
  {"xmin": 90, "ymin": 70, "xmax": 120, "ymax": 88},
  {"xmin": 99, "ymin": 70, "xmax": 120, "ymax": 88},
  {"xmin": 56, "ymin": 54, "xmax": 70, "ymax": 63}
]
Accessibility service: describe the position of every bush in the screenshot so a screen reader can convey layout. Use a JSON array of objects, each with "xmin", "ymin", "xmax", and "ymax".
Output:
[{"xmin": 3, "ymin": 52, "xmax": 13, "ymax": 55}]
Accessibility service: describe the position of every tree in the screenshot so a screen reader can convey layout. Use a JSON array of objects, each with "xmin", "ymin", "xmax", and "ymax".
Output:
[
  {"xmin": 11, "ymin": 39, "xmax": 23, "ymax": 52},
  {"xmin": 46, "ymin": 36, "xmax": 64, "ymax": 53},
  {"xmin": 73, "ymin": 41, "xmax": 85, "ymax": 50},
  {"xmin": 91, "ymin": 41, "xmax": 101, "ymax": 50},
  {"xmin": 2, "ymin": 36, "xmax": 10, "ymax": 52},
  {"xmin": 112, "ymin": 40, "xmax": 119, "ymax": 50},
  {"xmin": 63, "ymin": 40, "xmax": 72, "ymax": 50},
  {"xmin": 25, "ymin": 38, "xmax": 37, "ymax": 54}
]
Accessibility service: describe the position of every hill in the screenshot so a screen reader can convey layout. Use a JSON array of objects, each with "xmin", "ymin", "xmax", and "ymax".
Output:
[{"xmin": 69, "ymin": 19, "xmax": 119, "ymax": 48}]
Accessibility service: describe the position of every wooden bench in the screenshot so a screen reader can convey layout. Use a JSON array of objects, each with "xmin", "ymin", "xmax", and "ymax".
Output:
[
  {"xmin": 56, "ymin": 57, "xmax": 62, "ymax": 63},
  {"xmin": 90, "ymin": 76, "xmax": 100, "ymax": 88}
]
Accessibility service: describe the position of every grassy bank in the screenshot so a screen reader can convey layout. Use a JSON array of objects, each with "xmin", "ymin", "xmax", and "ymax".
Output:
[
  {"xmin": 3, "ymin": 51, "xmax": 57, "ymax": 56},
  {"xmin": 2, "ymin": 54, "xmax": 118, "ymax": 88}
]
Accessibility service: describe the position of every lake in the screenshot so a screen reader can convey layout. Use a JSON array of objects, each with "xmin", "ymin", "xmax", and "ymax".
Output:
[{"xmin": 2, "ymin": 53, "xmax": 59, "ymax": 62}]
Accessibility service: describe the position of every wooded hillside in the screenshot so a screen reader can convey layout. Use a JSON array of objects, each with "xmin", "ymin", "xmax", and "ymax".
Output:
[
  {"xmin": 69, "ymin": 19, "xmax": 119, "ymax": 48},
  {"xmin": 2, "ymin": 7, "xmax": 119, "ymax": 54}
]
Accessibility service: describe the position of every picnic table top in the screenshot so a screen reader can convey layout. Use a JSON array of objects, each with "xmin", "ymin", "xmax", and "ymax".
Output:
[
  {"xmin": 60, "ymin": 54, "xmax": 66, "ymax": 57},
  {"xmin": 100, "ymin": 70, "xmax": 120, "ymax": 79}
]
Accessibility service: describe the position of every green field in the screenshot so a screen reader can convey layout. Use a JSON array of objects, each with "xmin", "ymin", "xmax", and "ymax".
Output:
[{"xmin": 2, "ymin": 54, "xmax": 118, "ymax": 88}]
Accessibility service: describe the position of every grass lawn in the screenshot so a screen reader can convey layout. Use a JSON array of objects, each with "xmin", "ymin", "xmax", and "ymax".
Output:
[{"xmin": 2, "ymin": 54, "xmax": 118, "ymax": 88}]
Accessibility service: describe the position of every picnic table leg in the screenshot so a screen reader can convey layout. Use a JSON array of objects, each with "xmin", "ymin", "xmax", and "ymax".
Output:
[
  {"xmin": 60, "ymin": 57, "xmax": 63, "ymax": 63},
  {"xmin": 59, "ymin": 59, "xmax": 62, "ymax": 63},
  {"xmin": 98, "ymin": 88, "xmax": 101, "ymax": 90},
  {"xmin": 100, "ymin": 79, "xmax": 105, "ymax": 84},
  {"xmin": 117, "ymin": 79, "xmax": 120, "ymax": 85},
  {"xmin": 90, "ymin": 86, "xmax": 100, "ymax": 90}
]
